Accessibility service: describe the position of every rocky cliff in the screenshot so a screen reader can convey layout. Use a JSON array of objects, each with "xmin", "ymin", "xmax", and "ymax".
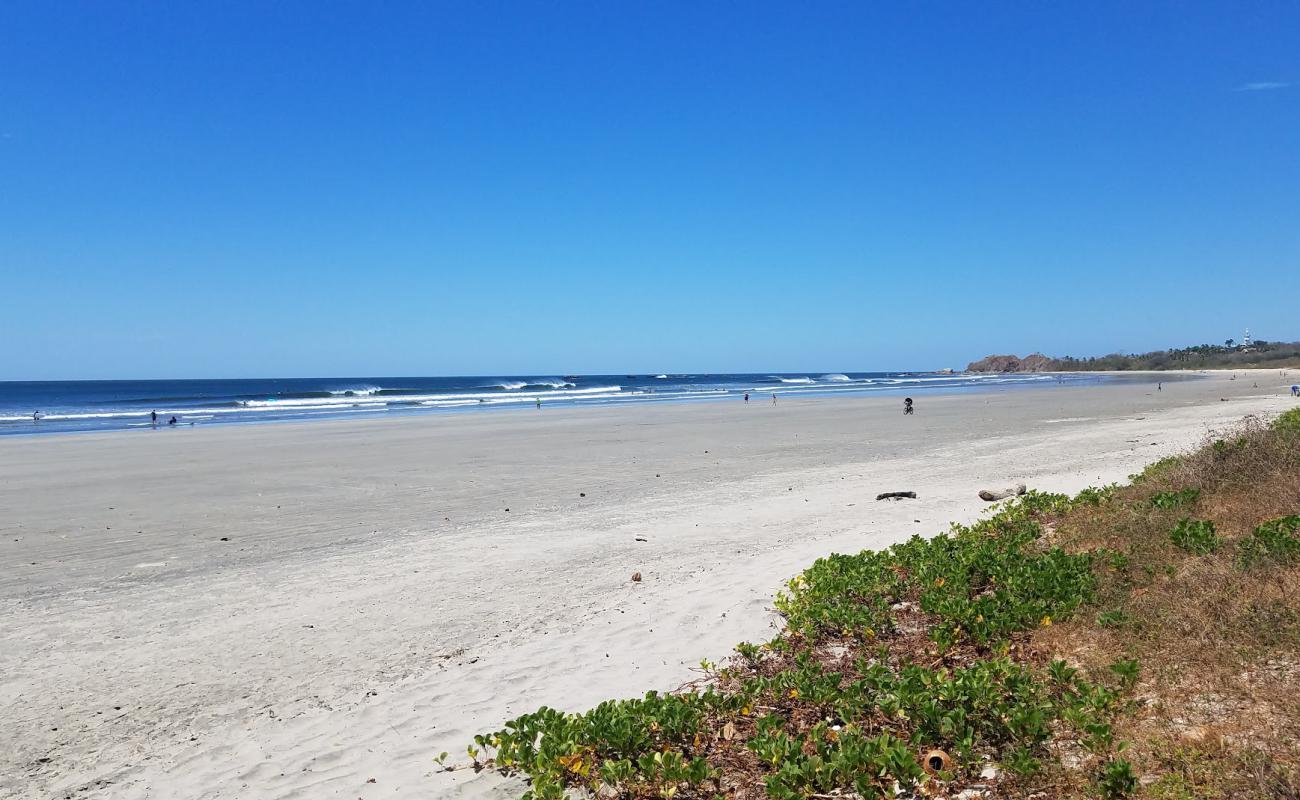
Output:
[{"xmin": 966, "ymin": 353, "xmax": 1058, "ymax": 373}]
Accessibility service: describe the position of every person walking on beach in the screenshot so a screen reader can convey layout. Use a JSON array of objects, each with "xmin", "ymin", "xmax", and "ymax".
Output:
[
  {"xmin": 903, "ymin": 397, "xmax": 914, "ymax": 415},
  {"xmin": 536, "ymin": 397, "xmax": 542, "ymax": 409},
  {"xmin": 771, "ymin": 393, "xmax": 777, "ymax": 405},
  {"xmin": 1157, "ymin": 382, "xmax": 1161, "ymax": 392},
  {"xmin": 1292, "ymin": 385, "xmax": 1299, "ymax": 397},
  {"xmin": 744, "ymin": 392, "xmax": 749, "ymax": 403}
]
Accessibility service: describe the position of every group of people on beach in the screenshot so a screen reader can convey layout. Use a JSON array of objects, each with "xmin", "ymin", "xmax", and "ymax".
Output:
[
  {"xmin": 740, "ymin": 393, "xmax": 916, "ymax": 413},
  {"xmin": 30, "ymin": 409, "xmax": 180, "ymax": 425}
]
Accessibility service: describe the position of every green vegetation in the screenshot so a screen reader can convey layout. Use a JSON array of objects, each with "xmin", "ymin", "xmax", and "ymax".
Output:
[
  {"xmin": 1149, "ymin": 488, "xmax": 1199, "ymax": 510},
  {"xmin": 1169, "ymin": 518, "xmax": 1219, "ymax": 555},
  {"xmin": 968, "ymin": 340, "xmax": 1300, "ymax": 372},
  {"xmin": 1276, "ymin": 407, "xmax": 1300, "ymax": 436},
  {"xmin": 468, "ymin": 410, "xmax": 1300, "ymax": 798},
  {"xmin": 1051, "ymin": 340, "xmax": 1300, "ymax": 371},
  {"xmin": 1236, "ymin": 515, "xmax": 1300, "ymax": 569}
]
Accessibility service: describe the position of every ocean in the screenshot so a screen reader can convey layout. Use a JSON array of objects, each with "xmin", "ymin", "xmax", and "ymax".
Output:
[{"xmin": 0, "ymin": 372, "xmax": 1108, "ymax": 436}]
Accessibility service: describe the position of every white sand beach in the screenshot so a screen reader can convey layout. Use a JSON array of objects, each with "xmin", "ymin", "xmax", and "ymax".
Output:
[{"xmin": 2, "ymin": 372, "xmax": 1296, "ymax": 800}]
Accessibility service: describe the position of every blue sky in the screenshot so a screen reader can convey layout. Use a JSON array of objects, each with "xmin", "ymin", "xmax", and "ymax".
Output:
[{"xmin": 2, "ymin": 2, "xmax": 1297, "ymax": 380}]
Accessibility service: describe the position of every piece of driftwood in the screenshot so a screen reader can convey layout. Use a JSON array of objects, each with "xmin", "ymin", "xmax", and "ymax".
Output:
[
  {"xmin": 978, "ymin": 483, "xmax": 1027, "ymax": 502},
  {"xmin": 876, "ymin": 491, "xmax": 917, "ymax": 500}
]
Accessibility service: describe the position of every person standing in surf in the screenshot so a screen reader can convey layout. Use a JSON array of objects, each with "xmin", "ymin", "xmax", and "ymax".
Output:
[
  {"xmin": 151, "ymin": 410, "xmax": 158, "ymax": 424},
  {"xmin": 744, "ymin": 392, "xmax": 749, "ymax": 403}
]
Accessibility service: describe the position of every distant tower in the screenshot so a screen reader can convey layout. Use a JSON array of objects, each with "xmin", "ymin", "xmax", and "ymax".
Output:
[{"xmin": 1243, "ymin": 328, "xmax": 1253, "ymax": 348}]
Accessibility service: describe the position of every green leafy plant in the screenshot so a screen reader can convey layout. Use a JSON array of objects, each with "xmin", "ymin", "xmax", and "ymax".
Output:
[
  {"xmin": 1170, "ymin": 518, "xmax": 1219, "ymax": 555},
  {"xmin": 1097, "ymin": 610, "xmax": 1129, "ymax": 628},
  {"xmin": 1236, "ymin": 515, "xmax": 1300, "ymax": 569},
  {"xmin": 1108, "ymin": 658, "xmax": 1140, "ymax": 690},
  {"xmin": 1150, "ymin": 488, "xmax": 1200, "ymax": 510},
  {"xmin": 1074, "ymin": 484, "xmax": 1119, "ymax": 506},
  {"xmin": 1274, "ymin": 407, "xmax": 1300, "ymax": 436},
  {"xmin": 1097, "ymin": 756, "xmax": 1139, "ymax": 798},
  {"xmin": 471, "ymin": 494, "xmax": 1142, "ymax": 800}
]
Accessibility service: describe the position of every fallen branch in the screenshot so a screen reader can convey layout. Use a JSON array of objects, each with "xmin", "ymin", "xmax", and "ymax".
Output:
[{"xmin": 876, "ymin": 491, "xmax": 917, "ymax": 501}]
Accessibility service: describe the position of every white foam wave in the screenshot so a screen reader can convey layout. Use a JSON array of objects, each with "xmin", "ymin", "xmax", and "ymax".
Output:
[
  {"xmin": 482, "ymin": 379, "xmax": 575, "ymax": 391},
  {"xmin": 240, "ymin": 385, "xmax": 621, "ymax": 410},
  {"xmin": 819, "ymin": 374, "xmax": 852, "ymax": 382},
  {"xmin": 776, "ymin": 377, "xmax": 814, "ymax": 384},
  {"xmin": 329, "ymin": 386, "xmax": 382, "ymax": 396},
  {"xmin": 2, "ymin": 411, "xmax": 153, "ymax": 422},
  {"xmin": 420, "ymin": 389, "xmax": 638, "ymax": 408}
]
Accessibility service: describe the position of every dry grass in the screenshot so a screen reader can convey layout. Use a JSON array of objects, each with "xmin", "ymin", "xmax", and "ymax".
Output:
[{"xmin": 1036, "ymin": 409, "xmax": 1300, "ymax": 798}]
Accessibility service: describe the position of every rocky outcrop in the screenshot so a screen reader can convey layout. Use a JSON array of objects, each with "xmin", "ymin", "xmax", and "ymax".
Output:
[
  {"xmin": 966, "ymin": 353, "xmax": 1058, "ymax": 373},
  {"xmin": 1019, "ymin": 353, "xmax": 1054, "ymax": 371}
]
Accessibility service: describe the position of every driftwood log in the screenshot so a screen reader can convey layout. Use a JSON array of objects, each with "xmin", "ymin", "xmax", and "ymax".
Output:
[
  {"xmin": 978, "ymin": 483, "xmax": 1027, "ymax": 502},
  {"xmin": 876, "ymin": 491, "xmax": 917, "ymax": 500}
]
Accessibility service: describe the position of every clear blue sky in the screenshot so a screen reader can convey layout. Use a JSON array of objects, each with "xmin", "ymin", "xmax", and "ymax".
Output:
[{"xmin": 2, "ymin": 2, "xmax": 1296, "ymax": 380}]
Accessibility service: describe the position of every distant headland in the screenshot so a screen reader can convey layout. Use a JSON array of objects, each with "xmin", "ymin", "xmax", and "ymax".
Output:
[{"xmin": 968, "ymin": 339, "xmax": 1300, "ymax": 372}]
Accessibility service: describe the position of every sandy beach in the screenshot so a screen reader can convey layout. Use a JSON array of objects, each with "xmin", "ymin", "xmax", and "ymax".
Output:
[{"xmin": 2, "ymin": 371, "xmax": 1295, "ymax": 800}]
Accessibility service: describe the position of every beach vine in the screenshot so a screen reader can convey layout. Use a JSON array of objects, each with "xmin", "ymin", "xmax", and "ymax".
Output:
[{"xmin": 467, "ymin": 407, "xmax": 1300, "ymax": 799}]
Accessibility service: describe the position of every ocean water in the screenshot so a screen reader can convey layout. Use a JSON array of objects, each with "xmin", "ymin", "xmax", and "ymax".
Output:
[{"xmin": 0, "ymin": 372, "xmax": 1108, "ymax": 436}]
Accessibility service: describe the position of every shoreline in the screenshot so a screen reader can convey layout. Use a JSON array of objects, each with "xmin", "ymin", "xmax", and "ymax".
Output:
[
  {"xmin": 1, "ymin": 373, "xmax": 1296, "ymax": 799},
  {"xmin": 0, "ymin": 371, "xmax": 1140, "ymax": 440}
]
